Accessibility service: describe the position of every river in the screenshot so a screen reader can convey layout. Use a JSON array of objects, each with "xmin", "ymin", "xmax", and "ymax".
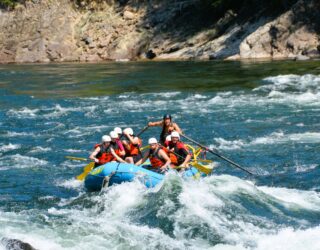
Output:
[{"xmin": 0, "ymin": 60, "xmax": 319, "ymax": 249}]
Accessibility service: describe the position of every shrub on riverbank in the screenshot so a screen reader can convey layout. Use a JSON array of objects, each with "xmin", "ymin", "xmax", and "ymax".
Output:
[{"xmin": 0, "ymin": 0, "xmax": 21, "ymax": 9}]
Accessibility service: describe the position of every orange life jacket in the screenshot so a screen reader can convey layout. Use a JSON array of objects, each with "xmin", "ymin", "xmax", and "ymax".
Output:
[
  {"xmin": 162, "ymin": 146, "xmax": 178, "ymax": 165},
  {"xmin": 94, "ymin": 143, "xmax": 114, "ymax": 165},
  {"xmin": 111, "ymin": 141, "xmax": 122, "ymax": 157},
  {"xmin": 149, "ymin": 148, "xmax": 166, "ymax": 168},
  {"xmin": 127, "ymin": 138, "xmax": 142, "ymax": 156}
]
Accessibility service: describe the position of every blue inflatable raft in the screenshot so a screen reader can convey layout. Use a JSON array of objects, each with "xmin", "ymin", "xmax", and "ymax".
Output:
[{"xmin": 84, "ymin": 162, "xmax": 202, "ymax": 191}]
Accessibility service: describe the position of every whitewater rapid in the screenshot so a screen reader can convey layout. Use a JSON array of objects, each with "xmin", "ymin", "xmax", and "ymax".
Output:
[{"xmin": 1, "ymin": 65, "xmax": 319, "ymax": 250}]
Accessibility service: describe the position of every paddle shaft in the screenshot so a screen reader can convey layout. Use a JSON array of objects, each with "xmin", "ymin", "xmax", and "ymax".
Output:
[
  {"xmin": 180, "ymin": 133, "xmax": 254, "ymax": 176},
  {"xmin": 66, "ymin": 156, "xmax": 88, "ymax": 161},
  {"xmin": 136, "ymin": 126, "xmax": 149, "ymax": 157},
  {"xmin": 136, "ymin": 125, "xmax": 149, "ymax": 137}
]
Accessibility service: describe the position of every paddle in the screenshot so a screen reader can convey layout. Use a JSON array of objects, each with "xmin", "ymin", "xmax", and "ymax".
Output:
[
  {"xmin": 65, "ymin": 156, "xmax": 88, "ymax": 161},
  {"xmin": 74, "ymin": 126, "xmax": 150, "ymax": 181},
  {"xmin": 65, "ymin": 156, "xmax": 95, "ymax": 180},
  {"xmin": 180, "ymin": 133, "xmax": 254, "ymax": 176},
  {"xmin": 165, "ymin": 146, "xmax": 214, "ymax": 175},
  {"xmin": 136, "ymin": 125, "xmax": 149, "ymax": 137},
  {"xmin": 76, "ymin": 162, "xmax": 95, "ymax": 181}
]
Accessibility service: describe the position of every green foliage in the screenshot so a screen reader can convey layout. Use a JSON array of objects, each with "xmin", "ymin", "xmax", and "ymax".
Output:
[{"xmin": 0, "ymin": 0, "xmax": 20, "ymax": 9}]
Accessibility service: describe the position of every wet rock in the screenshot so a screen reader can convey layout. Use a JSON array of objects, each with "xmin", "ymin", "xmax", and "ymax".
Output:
[
  {"xmin": 123, "ymin": 10, "xmax": 135, "ymax": 20},
  {"xmin": 145, "ymin": 49, "xmax": 156, "ymax": 59},
  {"xmin": 240, "ymin": 0, "xmax": 320, "ymax": 59},
  {"xmin": 0, "ymin": 237, "xmax": 36, "ymax": 250},
  {"xmin": 295, "ymin": 55, "xmax": 310, "ymax": 60},
  {"xmin": 83, "ymin": 36, "xmax": 93, "ymax": 45},
  {"xmin": 304, "ymin": 48, "xmax": 320, "ymax": 57}
]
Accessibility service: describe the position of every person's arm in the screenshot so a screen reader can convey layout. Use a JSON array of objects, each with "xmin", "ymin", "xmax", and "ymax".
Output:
[
  {"xmin": 125, "ymin": 133, "xmax": 139, "ymax": 145},
  {"xmin": 159, "ymin": 149, "xmax": 171, "ymax": 171},
  {"xmin": 135, "ymin": 151, "xmax": 149, "ymax": 165},
  {"xmin": 173, "ymin": 123, "xmax": 182, "ymax": 134},
  {"xmin": 116, "ymin": 140, "xmax": 126, "ymax": 156},
  {"xmin": 111, "ymin": 148, "xmax": 126, "ymax": 163},
  {"xmin": 180, "ymin": 153, "xmax": 191, "ymax": 168},
  {"xmin": 122, "ymin": 140, "xmax": 131, "ymax": 151},
  {"xmin": 179, "ymin": 148, "xmax": 191, "ymax": 167},
  {"xmin": 148, "ymin": 120, "xmax": 163, "ymax": 127},
  {"xmin": 89, "ymin": 147, "xmax": 101, "ymax": 164}
]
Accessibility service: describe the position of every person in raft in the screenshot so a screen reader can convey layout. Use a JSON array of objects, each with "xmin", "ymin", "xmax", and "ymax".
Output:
[
  {"xmin": 110, "ymin": 130, "xmax": 126, "ymax": 158},
  {"xmin": 113, "ymin": 127, "xmax": 126, "ymax": 158},
  {"xmin": 135, "ymin": 138, "xmax": 171, "ymax": 173},
  {"xmin": 167, "ymin": 131, "xmax": 191, "ymax": 169},
  {"xmin": 122, "ymin": 127, "xmax": 143, "ymax": 164},
  {"xmin": 89, "ymin": 135, "xmax": 126, "ymax": 168},
  {"xmin": 148, "ymin": 114, "xmax": 182, "ymax": 145}
]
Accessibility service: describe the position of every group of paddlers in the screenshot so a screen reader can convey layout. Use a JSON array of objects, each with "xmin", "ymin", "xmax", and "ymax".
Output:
[{"xmin": 89, "ymin": 114, "xmax": 192, "ymax": 173}]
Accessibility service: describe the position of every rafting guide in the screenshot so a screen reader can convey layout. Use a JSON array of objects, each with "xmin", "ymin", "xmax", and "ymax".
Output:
[{"xmin": 148, "ymin": 114, "xmax": 182, "ymax": 145}]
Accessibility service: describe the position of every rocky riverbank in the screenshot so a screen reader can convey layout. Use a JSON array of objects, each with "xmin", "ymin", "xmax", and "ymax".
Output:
[{"xmin": 0, "ymin": 0, "xmax": 319, "ymax": 63}]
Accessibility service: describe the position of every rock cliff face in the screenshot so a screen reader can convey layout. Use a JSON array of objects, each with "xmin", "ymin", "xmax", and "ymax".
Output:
[{"xmin": 0, "ymin": 0, "xmax": 319, "ymax": 63}]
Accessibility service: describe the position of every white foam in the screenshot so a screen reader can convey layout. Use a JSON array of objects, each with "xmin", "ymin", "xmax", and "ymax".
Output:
[
  {"xmin": 0, "ymin": 154, "xmax": 48, "ymax": 169},
  {"xmin": 262, "ymin": 74, "xmax": 320, "ymax": 90},
  {"xmin": 2, "ymin": 131, "xmax": 36, "ymax": 138},
  {"xmin": 7, "ymin": 107, "xmax": 39, "ymax": 118},
  {"xmin": 255, "ymin": 226, "xmax": 320, "ymax": 250},
  {"xmin": 43, "ymin": 104, "xmax": 97, "ymax": 118},
  {"xmin": 38, "ymin": 196, "xmax": 57, "ymax": 201},
  {"xmin": 214, "ymin": 138, "xmax": 245, "ymax": 150},
  {"xmin": 55, "ymin": 179, "xmax": 83, "ymax": 190},
  {"xmin": 141, "ymin": 91, "xmax": 181, "ymax": 98},
  {"xmin": 0, "ymin": 143, "xmax": 21, "ymax": 152},
  {"xmin": 1, "ymin": 174, "xmax": 320, "ymax": 249},
  {"xmin": 258, "ymin": 186, "xmax": 320, "ymax": 212},
  {"xmin": 64, "ymin": 149, "xmax": 86, "ymax": 153},
  {"xmin": 295, "ymin": 164, "xmax": 317, "ymax": 173},
  {"xmin": 29, "ymin": 146, "xmax": 51, "ymax": 153},
  {"xmin": 214, "ymin": 131, "xmax": 320, "ymax": 150}
]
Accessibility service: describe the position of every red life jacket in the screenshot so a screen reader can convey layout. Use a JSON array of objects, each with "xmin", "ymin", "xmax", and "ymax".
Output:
[
  {"xmin": 168, "ymin": 141, "xmax": 190, "ymax": 166},
  {"xmin": 94, "ymin": 143, "xmax": 114, "ymax": 164},
  {"xmin": 149, "ymin": 148, "xmax": 166, "ymax": 168}
]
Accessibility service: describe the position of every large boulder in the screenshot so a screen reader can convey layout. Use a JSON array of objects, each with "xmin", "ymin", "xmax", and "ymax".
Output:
[{"xmin": 240, "ymin": 0, "xmax": 320, "ymax": 59}]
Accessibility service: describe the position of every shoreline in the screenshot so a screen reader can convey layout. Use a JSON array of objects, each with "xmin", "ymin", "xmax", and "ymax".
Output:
[
  {"xmin": 1, "ymin": 56, "xmax": 320, "ymax": 66},
  {"xmin": 1, "ymin": 0, "xmax": 319, "ymax": 65}
]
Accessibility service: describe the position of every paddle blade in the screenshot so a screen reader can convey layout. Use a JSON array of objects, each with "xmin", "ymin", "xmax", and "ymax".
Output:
[
  {"xmin": 190, "ymin": 162, "xmax": 214, "ymax": 175},
  {"xmin": 197, "ymin": 159, "xmax": 213, "ymax": 163},
  {"xmin": 76, "ymin": 162, "xmax": 95, "ymax": 181}
]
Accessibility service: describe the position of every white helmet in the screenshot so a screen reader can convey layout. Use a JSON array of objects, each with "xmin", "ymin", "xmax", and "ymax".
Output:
[
  {"xmin": 102, "ymin": 135, "xmax": 111, "ymax": 142},
  {"xmin": 171, "ymin": 131, "xmax": 180, "ymax": 139},
  {"xmin": 166, "ymin": 135, "xmax": 172, "ymax": 142},
  {"xmin": 109, "ymin": 131, "xmax": 118, "ymax": 139},
  {"xmin": 148, "ymin": 138, "xmax": 158, "ymax": 144},
  {"xmin": 114, "ymin": 127, "xmax": 122, "ymax": 135},
  {"xmin": 123, "ymin": 127, "xmax": 133, "ymax": 135}
]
